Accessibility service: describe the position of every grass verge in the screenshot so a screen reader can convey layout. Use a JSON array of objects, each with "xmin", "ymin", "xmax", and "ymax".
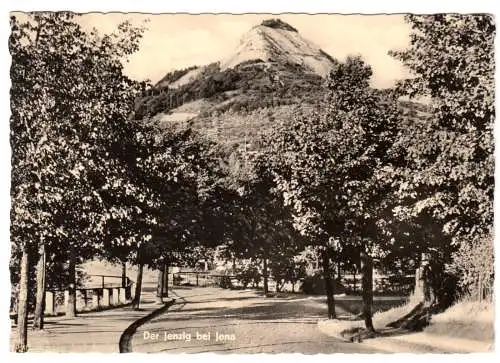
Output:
[{"xmin": 318, "ymin": 295, "xmax": 494, "ymax": 345}]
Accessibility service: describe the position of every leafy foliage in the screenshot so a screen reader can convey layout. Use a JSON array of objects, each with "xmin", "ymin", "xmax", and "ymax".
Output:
[
  {"xmin": 388, "ymin": 14, "xmax": 494, "ymax": 302},
  {"xmin": 10, "ymin": 12, "xmax": 229, "ymax": 304},
  {"xmin": 389, "ymin": 14, "xmax": 494, "ymax": 241},
  {"xmin": 449, "ymin": 235, "xmax": 494, "ymax": 299},
  {"xmin": 235, "ymin": 259, "xmax": 261, "ymax": 288},
  {"xmin": 10, "ymin": 12, "xmax": 148, "ymax": 267},
  {"xmin": 268, "ymin": 56, "xmax": 401, "ymax": 253},
  {"xmin": 269, "ymin": 252, "xmax": 307, "ymax": 292}
]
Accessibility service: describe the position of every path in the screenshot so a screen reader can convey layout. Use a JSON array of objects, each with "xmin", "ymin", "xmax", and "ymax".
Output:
[
  {"xmin": 10, "ymin": 283, "xmax": 403, "ymax": 353},
  {"xmin": 131, "ymin": 286, "xmax": 383, "ymax": 353},
  {"xmin": 9, "ymin": 282, "xmax": 163, "ymax": 352}
]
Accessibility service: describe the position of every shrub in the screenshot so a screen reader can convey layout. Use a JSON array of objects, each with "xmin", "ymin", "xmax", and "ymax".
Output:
[
  {"xmin": 173, "ymin": 274, "xmax": 184, "ymax": 285},
  {"xmin": 449, "ymin": 235, "xmax": 494, "ymax": 301},
  {"xmin": 218, "ymin": 276, "xmax": 233, "ymax": 289},
  {"xmin": 236, "ymin": 264, "xmax": 260, "ymax": 288},
  {"xmin": 300, "ymin": 273, "xmax": 345, "ymax": 295}
]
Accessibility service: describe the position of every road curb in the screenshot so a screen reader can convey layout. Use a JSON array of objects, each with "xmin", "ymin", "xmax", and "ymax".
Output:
[{"xmin": 119, "ymin": 298, "xmax": 176, "ymax": 353}]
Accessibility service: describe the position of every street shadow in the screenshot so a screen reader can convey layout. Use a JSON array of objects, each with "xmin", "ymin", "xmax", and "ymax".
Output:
[
  {"xmin": 171, "ymin": 285, "xmax": 197, "ymax": 290},
  {"xmin": 76, "ymin": 302, "xmax": 133, "ymax": 315},
  {"xmin": 179, "ymin": 296, "xmax": 258, "ymax": 305},
  {"xmin": 160, "ymin": 288, "xmax": 411, "ymax": 332},
  {"xmin": 210, "ymin": 296, "xmax": 261, "ymax": 302},
  {"xmin": 170, "ymin": 294, "xmax": 216, "ymax": 301},
  {"xmin": 152, "ymin": 301, "xmax": 325, "ymax": 323},
  {"xmin": 89, "ymin": 313, "xmax": 146, "ymax": 320},
  {"xmin": 253, "ymin": 291, "xmax": 309, "ymax": 300},
  {"xmin": 42, "ymin": 321, "xmax": 87, "ymax": 326},
  {"xmin": 42, "ymin": 329, "xmax": 122, "ymax": 334},
  {"xmin": 166, "ymin": 306, "xmax": 222, "ymax": 314}
]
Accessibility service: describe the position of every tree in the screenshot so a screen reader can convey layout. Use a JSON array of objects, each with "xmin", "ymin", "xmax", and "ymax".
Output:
[
  {"xmin": 10, "ymin": 12, "xmax": 147, "ymax": 347},
  {"xmin": 268, "ymin": 248, "xmax": 307, "ymax": 293},
  {"xmin": 268, "ymin": 56, "xmax": 402, "ymax": 325},
  {"xmin": 388, "ymin": 14, "xmax": 494, "ymax": 306},
  {"xmin": 110, "ymin": 121, "xmax": 228, "ymax": 309},
  {"xmin": 225, "ymin": 152, "xmax": 303, "ymax": 296}
]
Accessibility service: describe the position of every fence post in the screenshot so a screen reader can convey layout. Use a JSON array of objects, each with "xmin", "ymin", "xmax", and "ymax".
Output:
[
  {"xmin": 82, "ymin": 289, "xmax": 87, "ymax": 307},
  {"xmin": 125, "ymin": 280, "xmax": 132, "ymax": 300},
  {"xmin": 64, "ymin": 290, "xmax": 70, "ymax": 314},
  {"xmin": 102, "ymin": 288, "xmax": 110, "ymax": 307},
  {"xmin": 119, "ymin": 287, "xmax": 126, "ymax": 304},
  {"xmin": 112, "ymin": 288, "xmax": 120, "ymax": 305},
  {"xmin": 92, "ymin": 289, "xmax": 100, "ymax": 308},
  {"xmin": 44, "ymin": 291, "xmax": 55, "ymax": 315},
  {"xmin": 196, "ymin": 273, "xmax": 199, "ymax": 286}
]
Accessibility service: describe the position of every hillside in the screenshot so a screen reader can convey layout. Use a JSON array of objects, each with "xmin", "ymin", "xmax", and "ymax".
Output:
[
  {"xmin": 136, "ymin": 59, "xmax": 326, "ymax": 118},
  {"xmin": 135, "ymin": 18, "xmax": 428, "ymax": 153},
  {"xmin": 134, "ymin": 19, "xmax": 334, "ymax": 144}
]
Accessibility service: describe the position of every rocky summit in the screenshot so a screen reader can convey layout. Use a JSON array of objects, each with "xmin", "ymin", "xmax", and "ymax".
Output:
[{"xmin": 221, "ymin": 19, "xmax": 336, "ymax": 77}]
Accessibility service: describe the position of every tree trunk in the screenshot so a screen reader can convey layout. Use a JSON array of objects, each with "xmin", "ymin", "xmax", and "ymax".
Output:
[
  {"xmin": 414, "ymin": 252, "xmax": 437, "ymax": 305},
  {"xmin": 15, "ymin": 248, "xmax": 30, "ymax": 352},
  {"xmin": 121, "ymin": 261, "xmax": 127, "ymax": 288},
  {"xmin": 33, "ymin": 243, "xmax": 46, "ymax": 330},
  {"xmin": 385, "ymin": 256, "xmax": 436, "ymax": 331},
  {"xmin": 163, "ymin": 262, "xmax": 169, "ymax": 297},
  {"xmin": 321, "ymin": 249, "xmax": 336, "ymax": 319},
  {"xmin": 262, "ymin": 257, "xmax": 269, "ymax": 296},
  {"xmin": 414, "ymin": 262, "xmax": 425, "ymax": 301},
  {"xmin": 421, "ymin": 253, "xmax": 437, "ymax": 305},
  {"xmin": 132, "ymin": 263, "xmax": 143, "ymax": 310},
  {"xmin": 353, "ymin": 269, "xmax": 357, "ymax": 294},
  {"xmin": 156, "ymin": 264, "xmax": 164, "ymax": 303},
  {"xmin": 66, "ymin": 244, "xmax": 77, "ymax": 318},
  {"xmin": 360, "ymin": 250, "xmax": 374, "ymax": 331}
]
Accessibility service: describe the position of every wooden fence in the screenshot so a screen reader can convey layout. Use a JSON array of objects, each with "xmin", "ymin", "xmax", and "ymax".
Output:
[
  {"xmin": 173, "ymin": 270, "xmax": 414, "ymax": 296},
  {"xmin": 10, "ymin": 274, "xmax": 134, "ymax": 319},
  {"xmin": 43, "ymin": 274, "xmax": 134, "ymax": 315},
  {"xmin": 173, "ymin": 271, "xmax": 237, "ymax": 288}
]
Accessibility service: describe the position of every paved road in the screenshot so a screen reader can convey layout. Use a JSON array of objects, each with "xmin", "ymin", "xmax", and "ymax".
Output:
[{"xmin": 132, "ymin": 287, "xmax": 382, "ymax": 353}]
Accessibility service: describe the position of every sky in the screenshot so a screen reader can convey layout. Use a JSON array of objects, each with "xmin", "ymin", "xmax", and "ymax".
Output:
[{"xmin": 77, "ymin": 13, "xmax": 412, "ymax": 89}]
